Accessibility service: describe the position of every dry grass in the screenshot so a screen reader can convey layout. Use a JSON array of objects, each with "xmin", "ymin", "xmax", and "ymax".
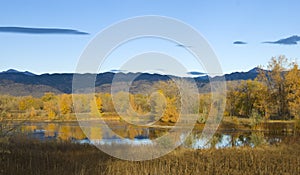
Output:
[{"xmin": 1, "ymin": 136, "xmax": 300, "ymax": 175}]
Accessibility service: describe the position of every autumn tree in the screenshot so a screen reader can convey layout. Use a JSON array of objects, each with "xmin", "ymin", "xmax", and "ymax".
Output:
[
  {"xmin": 285, "ymin": 63, "xmax": 300, "ymax": 119},
  {"xmin": 149, "ymin": 90, "xmax": 166, "ymax": 119},
  {"xmin": 42, "ymin": 93, "xmax": 59, "ymax": 120},
  {"xmin": 160, "ymin": 97, "xmax": 179, "ymax": 123},
  {"xmin": 131, "ymin": 94, "xmax": 151, "ymax": 114},
  {"xmin": 72, "ymin": 94, "xmax": 90, "ymax": 113},
  {"xmin": 225, "ymin": 80, "xmax": 268, "ymax": 118},
  {"xmin": 112, "ymin": 92, "xmax": 130, "ymax": 115},
  {"xmin": 59, "ymin": 94, "xmax": 73, "ymax": 115},
  {"xmin": 18, "ymin": 96, "xmax": 43, "ymax": 118},
  {"xmin": 100, "ymin": 93, "xmax": 115, "ymax": 113},
  {"xmin": 0, "ymin": 95, "xmax": 19, "ymax": 136},
  {"xmin": 153, "ymin": 80, "xmax": 181, "ymax": 123},
  {"xmin": 198, "ymin": 93, "xmax": 211, "ymax": 123},
  {"xmin": 251, "ymin": 80, "xmax": 269, "ymax": 119},
  {"xmin": 152, "ymin": 79, "xmax": 198, "ymax": 123},
  {"xmin": 239, "ymin": 80, "xmax": 267, "ymax": 117},
  {"xmin": 226, "ymin": 83, "xmax": 239, "ymax": 116},
  {"xmin": 0, "ymin": 95, "xmax": 19, "ymax": 118},
  {"xmin": 154, "ymin": 80, "xmax": 180, "ymax": 99},
  {"xmin": 42, "ymin": 92, "xmax": 56, "ymax": 102},
  {"xmin": 90, "ymin": 94, "xmax": 103, "ymax": 117},
  {"xmin": 257, "ymin": 56, "xmax": 290, "ymax": 119},
  {"xmin": 18, "ymin": 96, "xmax": 42, "ymax": 111}
]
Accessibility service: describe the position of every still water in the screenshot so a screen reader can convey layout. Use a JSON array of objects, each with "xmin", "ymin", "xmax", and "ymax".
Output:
[{"xmin": 8, "ymin": 121, "xmax": 294, "ymax": 149}]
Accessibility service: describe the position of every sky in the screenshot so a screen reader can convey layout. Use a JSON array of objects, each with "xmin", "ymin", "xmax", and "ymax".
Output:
[{"xmin": 0, "ymin": 0, "xmax": 300, "ymax": 75}]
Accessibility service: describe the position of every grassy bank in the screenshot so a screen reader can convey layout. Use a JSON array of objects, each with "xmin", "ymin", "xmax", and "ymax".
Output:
[{"xmin": 1, "ymin": 137, "xmax": 300, "ymax": 175}]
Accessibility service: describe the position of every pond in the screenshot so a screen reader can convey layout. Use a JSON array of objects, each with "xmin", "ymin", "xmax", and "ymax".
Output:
[{"xmin": 4, "ymin": 121, "xmax": 296, "ymax": 149}]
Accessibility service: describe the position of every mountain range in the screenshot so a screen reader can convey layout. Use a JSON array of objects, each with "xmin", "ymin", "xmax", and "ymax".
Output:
[{"xmin": 0, "ymin": 68, "xmax": 263, "ymax": 96}]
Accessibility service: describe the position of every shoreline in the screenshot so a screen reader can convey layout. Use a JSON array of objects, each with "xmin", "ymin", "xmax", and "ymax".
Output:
[{"xmin": 2, "ymin": 117, "xmax": 298, "ymax": 134}]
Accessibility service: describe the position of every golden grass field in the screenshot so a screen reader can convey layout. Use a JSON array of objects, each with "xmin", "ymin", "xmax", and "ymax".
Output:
[{"xmin": 1, "ymin": 136, "xmax": 299, "ymax": 175}]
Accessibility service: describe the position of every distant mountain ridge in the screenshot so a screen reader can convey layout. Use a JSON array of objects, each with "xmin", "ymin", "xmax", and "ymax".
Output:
[
  {"xmin": 0, "ymin": 68, "xmax": 264, "ymax": 96},
  {"xmin": 1, "ymin": 69, "xmax": 36, "ymax": 76}
]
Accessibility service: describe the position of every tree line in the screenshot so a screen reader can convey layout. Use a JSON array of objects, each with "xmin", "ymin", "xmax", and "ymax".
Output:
[
  {"xmin": 0, "ymin": 56, "xmax": 299, "ymax": 122},
  {"xmin": 227, "ymin": 55, "xmax": 300, "ymax": 120},
  {"xmin": 0, "ymin": 81, "xmax": 186, "ymax": 122}
]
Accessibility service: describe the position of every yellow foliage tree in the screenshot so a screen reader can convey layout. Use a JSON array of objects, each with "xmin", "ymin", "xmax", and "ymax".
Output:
[
  {"xmin": 160, "ymin": 97, "xmax": 179, "ymax": 123},
  {"xmin": 257, "ymin": 56, "xmax": 290, "ymax": 119},
  {"xmin": 29, "ymin": 107, "xmax": 36, "ymax": 118},
  {"xmin": 90, "ymin": 95, "xmax": 103, "ymax": 117},
  {"xmin": 43, "ymin": 100, "xmax": 59, "ymax": 120},
  {"xmin": 42, "ymin": 93, "xmax": 59, "ymax": 120},
  {"xmin": 285, "ymin": 63, "xmax": 300, "ymax": 119},
  {"xmin": 59, "ymin": 94, "xmax": 72, "ymax": 115},
  {"xmin": 18, "ymin": 96, "xmax": 35, "ymax": 111}
]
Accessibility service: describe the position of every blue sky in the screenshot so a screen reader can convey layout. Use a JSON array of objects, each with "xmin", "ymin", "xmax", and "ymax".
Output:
[{"xmin": 0, "ymin": 0, "xmax": 300, "ymax": 75}]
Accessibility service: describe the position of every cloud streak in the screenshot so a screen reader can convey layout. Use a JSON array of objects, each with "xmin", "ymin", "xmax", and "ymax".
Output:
[
  {"xmin": 233, "ymin": 41, "xmax": 247, "ymax": 45},
  {"xmin": 109, "ymin": 69, "xmax": 127, "ymax": 73},
  {"xmin": 187, "ymin": 71, "xmax": 206, "ymax": 76},
  {"xmin": 0, "ymin": 26, "xmax": 89, "ymax": 35},
  {"xmin": 262, "ymin": 35, "xmax": 300, "ymax": 45},
  {"xmin": 176, "ymin": 44, "xmax": 192, "ymax": 48}
]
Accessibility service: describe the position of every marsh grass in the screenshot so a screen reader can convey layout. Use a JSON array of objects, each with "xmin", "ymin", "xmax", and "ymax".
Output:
[{"xmin": 1, "ymin": 136, "xmax": 300, "ymax": 175}]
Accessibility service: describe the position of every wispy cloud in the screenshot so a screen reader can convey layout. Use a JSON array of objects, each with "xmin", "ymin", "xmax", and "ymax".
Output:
[
  {"xmin": 109, "ymin": 69, "xmax": 127, "ymax": 73},
  {"xmin": 187, "ymin": 71, "xmax": 206, "ymax": 76},
  {"xmin": 262, "ymin": 35, "xmax": 300, "ymax": 45},
  {"xmin": 176, "ymin": 44, "xmax": 192, "ymax": 48},
  {"xmin": 233, "ymin": 41, "xmax": 247, "ymax": 45},
  {"xmin": 0, "ymin": 26, "xmax": 89, "ymax": 35}
]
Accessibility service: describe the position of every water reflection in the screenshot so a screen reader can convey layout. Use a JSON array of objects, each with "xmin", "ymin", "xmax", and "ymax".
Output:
[{"xmin": 14, "ymin": 122, "xmax": 292, "ymax": 149}]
